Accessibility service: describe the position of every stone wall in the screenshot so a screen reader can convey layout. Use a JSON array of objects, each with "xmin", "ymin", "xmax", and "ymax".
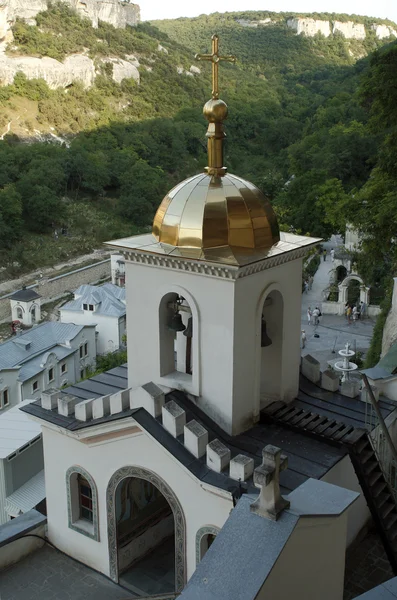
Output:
[{"xmin": 0, "ymin": 258, "xmax": 111, "ymax": 323}]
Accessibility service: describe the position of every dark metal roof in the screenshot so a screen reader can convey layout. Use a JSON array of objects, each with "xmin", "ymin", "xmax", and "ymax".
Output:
[
  {"xmin": 9, "ymin": 288, "xmax": 41, "ymax": 301},
  {"xmin": 297, "ymin": 375, "xmax": 396, "ymax": 429},
  {"xmin": 20, "ymin": 364, "xmax": 346, "ymax": 496}
]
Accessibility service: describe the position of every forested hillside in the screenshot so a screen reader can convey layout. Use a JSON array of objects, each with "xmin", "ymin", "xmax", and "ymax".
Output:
[{"xmin": 0, "ymin": 4, "xmax": 396, "ymax": 301}]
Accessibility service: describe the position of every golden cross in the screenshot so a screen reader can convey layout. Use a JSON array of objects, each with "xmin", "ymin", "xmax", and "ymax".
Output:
[{"xmin": 195, "ymin": 34, "xmax": 236, "ymax": 100}]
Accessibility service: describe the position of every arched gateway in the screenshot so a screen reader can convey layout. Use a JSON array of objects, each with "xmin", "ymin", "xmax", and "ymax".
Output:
[{"xmin": 106, "ymin": 466, "xmax": 187, "ymax": 592}]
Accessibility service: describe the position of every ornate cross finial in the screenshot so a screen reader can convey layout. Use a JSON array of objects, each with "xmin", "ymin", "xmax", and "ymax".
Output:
[
  {"xmin": 250, "ymin": 445, "xmax": 290, "ymax": 521},
  {"xmin": 195, "ymin": 34, "xmax": 236, "ymax": 99}
]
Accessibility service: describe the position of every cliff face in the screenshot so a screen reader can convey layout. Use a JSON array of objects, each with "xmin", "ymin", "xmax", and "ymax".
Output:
[
  {"xmin": 0, "ymin": 52, "xmax": 140, "ymax": 88},
  {"xmin": 282, "ymin": 17, "xmax": 397, "ymax": 40},
  {"xmin": 0, "ymin": 0, "xmax": 140, "ymax": 41}
]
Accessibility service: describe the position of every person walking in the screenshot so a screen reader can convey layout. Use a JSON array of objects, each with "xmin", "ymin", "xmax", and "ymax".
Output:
[
  {"xmin": 352, "ymin": 305, "xmax": 358, "ymax": 325},
  {"xmin": 346, "ymin": 305, "xmax": 352, "ymax": 325},
  {"xmin": 304, "ymin": 280, "xmax": 309, "ymax": 293},
  {"xmin": 323, "ymin": 248, "xmax": 327, "ymax": 262},
  {"xmin": 360, "ymin": 301, "xmax": 367, "ymax": 319},
  {"xmin": 301, "ymin": 330, "xmax": 306, "ymax": 349},
  {"xmin": 307, "ymin": 307, "xmax": 312, "ymax": 325},
  {"xmin": 308, "ymin": 275, "xmax": 313, "ymax": 290},
  {"xmin": 312, "ymin": 306, "xmax": 320, "ymax": 326},
  {"xmin": 330, "ymin": 248, "xmax": 335, "ymax": 262}
]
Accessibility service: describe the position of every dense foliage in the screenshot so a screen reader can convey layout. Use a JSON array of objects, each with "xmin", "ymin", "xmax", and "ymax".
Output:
[{"xmin": 0, "ymin": 4, "xmax": 396, "ymax": 299}]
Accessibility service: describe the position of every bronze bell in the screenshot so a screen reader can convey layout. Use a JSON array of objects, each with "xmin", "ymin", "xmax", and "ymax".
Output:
[
  {"xmin": 168, "ymin": 311, "xmax": 186, "ymax": 332},
  {"xmin": 183, "ymin": 317, "xmax": 193, "ymax": 338},
  {"xmin": 261, "ymin": 319, "xmax": 272, "ymax": 347}
]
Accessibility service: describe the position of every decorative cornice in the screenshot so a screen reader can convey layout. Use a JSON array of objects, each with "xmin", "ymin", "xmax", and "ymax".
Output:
[{"xmin": 122, "ymin": 247, "xmax": 311, "ymax": 281}]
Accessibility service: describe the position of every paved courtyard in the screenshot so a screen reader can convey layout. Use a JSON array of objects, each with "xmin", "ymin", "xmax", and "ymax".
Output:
[
  {"xmin": 301, "ymin": 241, "xmax": 375, "ymax": 370},
  {"xmin": 0, "ymin": 545, "xmax": 136, "ymax": 600}
]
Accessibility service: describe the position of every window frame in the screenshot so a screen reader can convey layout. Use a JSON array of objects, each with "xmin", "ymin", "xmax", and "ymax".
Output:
[
  {"xmin": 83, "ymin": 303, "xmax": 88, "ymax": 311},
  {"xmin": 32, "ymin": 380, "xmax": 39, "ymax": 393},
  {"xmin": 48, "ymin": 367, "xmax": 54, "ymax": 383},
  {"xmin": 61, "ymin": 362, "xmax": 67, "ymax": 374},
  {"xmin": 66, "ymin": 466, "xmax": 99, "ymax": 541},
  {"xmin": 0, "ymin": 389, "xmax": 9, "ymax": 409},
  {"xmin": 78, "ymin": 475, "xmax": 93, "ymax": 523}
]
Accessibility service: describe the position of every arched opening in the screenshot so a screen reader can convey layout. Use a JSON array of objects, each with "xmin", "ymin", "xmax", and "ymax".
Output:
[
  {"xmin": 107, "ymin": 467, "xmax": 186, "ymax": 593},
  {"xmin": 347, "ymin": 279, "xmax": 361, "ymax": 306},
  {"xmin": 31, "ymin": 305, "xmax": 36, "ymax": 323},
  {"xmin": 159, "ymin": 293, "xmax": 193, "ymax": 379},
  {"xmin": 16, "ymin": 306, "xmax": 23, "ymax": 320},
  {"xmin": 195, "ymin": 525, "xmax": 220, "ymax": 565},
  {"xmin": 336, "ymin": 265, "xmax": 347, "ymax": 283},
  {"xmin": 260, "ymin": 290, "xmax": 284, "ymax": 408}
]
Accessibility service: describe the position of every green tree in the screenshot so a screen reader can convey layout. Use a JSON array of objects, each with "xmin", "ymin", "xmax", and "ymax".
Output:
[{"xmin": 0, "ymin": 184, "xmax": 23, "ymax": 248}]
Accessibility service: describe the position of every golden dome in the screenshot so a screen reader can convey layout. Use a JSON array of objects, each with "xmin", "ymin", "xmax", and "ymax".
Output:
[{"xmin": 152, "ymin": 172, "xmax": 280, "ymax": 251}]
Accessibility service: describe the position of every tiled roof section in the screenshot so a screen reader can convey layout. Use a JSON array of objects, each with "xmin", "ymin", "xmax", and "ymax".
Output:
[
  {"xmin": 61, "ymin": 283, "xmax": 126, "ymax": 318},
  {"xmin": 9, "ymin": 288, "xmax": 41, "ymax": 302},
  {"xmin": 0, "ymin": 399, "xmax": 42, "ymax": 459},
  {"xmin": 0, "ymin": 322, "xmax": 91, "ymax": 372}
]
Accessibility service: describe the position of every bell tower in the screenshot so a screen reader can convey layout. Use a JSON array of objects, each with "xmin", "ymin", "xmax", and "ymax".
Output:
[{"xmin": 106, "ymin": 36, "xmax": 320, "ymax": 435}]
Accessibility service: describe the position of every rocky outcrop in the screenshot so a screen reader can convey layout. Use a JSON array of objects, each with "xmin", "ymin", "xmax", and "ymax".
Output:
[
  {"xmin": 0, "ymin": 0, "xmax": 140, "ymax": 42},
  {"xmin": 101, "ymin": 56, "xmax": 139, "ymax": 83},
  {"xmin": 0, "ymin": 53, "xmax": 139, "ymax": 88},
  {"xmin": 287, "ymin": 18, "xmax": 331, "ymax": 37},
  {"xmin": 333, "ymin": 21, "xmax": 366, "ymax": 40},
  {"xmin": 286, "ymin": 16, "xmax": 397, "ymax": 40},
  {"xmin": 371, "ymin": 24, "xmax": 397, "ymax": 39},
  {"xmin": 382, "ymin": 278, "xmax": 397, "ymax": 357}
]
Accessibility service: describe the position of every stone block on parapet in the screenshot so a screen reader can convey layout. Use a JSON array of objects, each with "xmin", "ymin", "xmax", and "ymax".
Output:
[
  {"xmin": 57, "ymin": 394, "xmax": 79, "ymax": 417},
  {"xmin": 184, "ymin": 420, "xmax": 208, "ymax": 458},
  {"xmin": 340, "ymin": 380, "xmax": 360, "ymax": 399},
  {"xmin": 92, "ymin": 394, "xmax": 111, "ymax": 420},
  {"xmin": 162, "ymin": 400, "xmax": 186, "ymax": 437},
  {"xmin": 230, "ymin": 454, "xmax": 255, "ymax": 482},
  {"xmin": 130, "ymin": 382, "xmax": 165, "ymax": 417},
  {"xmin": 110, "ymin": 388, "xmax": 130, "ymax": 415},
  {"xmin": 321, "ymin": 369, "xmax": 340, "ymax": 392},
  {"xmin": 207, "ymin": 439, "xmax": 231, "ymax": 473},
  {"xmin": 41, "ymin": 388, "xmax": 61, "ymax": 410},
  {"xmin": 301, "ymin": 354, "xmax": 321, "ymax": 384},
  {"xmin": 361, "ymin": 384, "xmax": 380, "ymax": 404},
  {"xmin": 75, "ymin": 398, "xmax": 94, "ymax": 421}
]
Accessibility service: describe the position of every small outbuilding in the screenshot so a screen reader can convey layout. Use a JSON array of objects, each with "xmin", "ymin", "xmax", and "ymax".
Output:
[{"xmin": 9, "ymin": 287, "xmax": 41, "ymax": 327}]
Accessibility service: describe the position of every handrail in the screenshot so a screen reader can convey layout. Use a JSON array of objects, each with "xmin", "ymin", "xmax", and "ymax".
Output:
[{"xmin": 362, "ymin": 374, "xmax": 397, "ymax": 466}]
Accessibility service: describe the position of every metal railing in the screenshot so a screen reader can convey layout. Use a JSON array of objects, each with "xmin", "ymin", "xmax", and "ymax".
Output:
[{"xmin": 363, "ymin": 374, "xmax": 397, "ymax": 502}]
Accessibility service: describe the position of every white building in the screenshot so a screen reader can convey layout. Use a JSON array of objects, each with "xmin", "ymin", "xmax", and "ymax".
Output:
[
  {"xmin": 0, "ymin": 400, "xmax": 44, "ymax": 525},
  {"xmin": 9, "ymin": 287, "xmax": 41, "ymax": 327},
  {"xmin": 60, "ymin": 284, "xmax": 126, "ymax": 355},
  {"xmin": 110, "ymin": 254, "xmax": 125, "ymax": 287},
  {"xmin": 0, "ymin": 322, "xmax": 96, "ymax": 411},
  {"xmin": 20, "ymin": 50, "xmax": 396, "ymax": 599}
]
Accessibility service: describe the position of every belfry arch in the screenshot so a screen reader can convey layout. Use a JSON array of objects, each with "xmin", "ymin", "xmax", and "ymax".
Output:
[
  {"xmin": 256, "ymin": 286, "xmax": 284, "ymax": 410},
  {"xmin": 106, "ymin": 466, "xmax": 187, "ymax": 592}
]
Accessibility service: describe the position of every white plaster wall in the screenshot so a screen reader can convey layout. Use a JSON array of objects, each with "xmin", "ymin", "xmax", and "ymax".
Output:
[
  {"xmin": 42, "ymin": 423, "xmax": 232, "ymax": 581},
  {"xmin": 125, "ymin": 257, "xmax": 303, "ymax": 435},
  {"xmin": 261, "ymin": 514, "xmax": 347, "ymax": 600},
  {"xmin": 0, "ymin": 369, "xmax": 21, "ymax": 410},
  {"xmin": 373, "ymin": 378, "xmax": 397, "ymax": 401},
  {"xmin": 60, "ymin": 309, "xmax": 122, "ymax": 354},
  {"xmin": 321, "ymin": 455, "xmax": 370, "ymax": 546},
  {"xmin": 10, "ymin": 299, "xmax": 41, "ymax": 326}
]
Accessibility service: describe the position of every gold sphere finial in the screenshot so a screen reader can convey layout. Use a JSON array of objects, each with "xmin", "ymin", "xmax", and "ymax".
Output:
[{"xmin": 203, "ymin": 98, "xmax": 228, "ymax": 123}]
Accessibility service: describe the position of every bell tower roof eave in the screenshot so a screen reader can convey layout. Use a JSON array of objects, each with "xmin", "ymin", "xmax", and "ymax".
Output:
[{"xmin": 104, "ymin": 231, "xmax": 322, "ymax": 271}]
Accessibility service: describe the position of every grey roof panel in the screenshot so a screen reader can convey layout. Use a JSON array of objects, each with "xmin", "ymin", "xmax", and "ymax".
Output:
[
  {"xmin": 179, "ymin": 494, "xmax": 298, "ymax": 600},
  {"xmin": 361, "ymin": 367, "xmax": 393, "ymax": 380},
  {"xmin": 9, "ymin": 288, "xmax": 41, "ymax": 301},
  {"xmin": 355, "ymin": 577, "xmax": 397, "ymax": 599},
  {"xmin": 0, "ymin": 322, "xmax": 88, "ymax": 371},
  {"xmin": 61, "ymin": 283, "xmax": 126, "ymax": 318}
]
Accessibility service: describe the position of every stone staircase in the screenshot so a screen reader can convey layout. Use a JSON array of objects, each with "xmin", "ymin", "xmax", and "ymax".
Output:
[{"xmin": 263, "ymin": 401, "xmax": 397, "ymax": 574}]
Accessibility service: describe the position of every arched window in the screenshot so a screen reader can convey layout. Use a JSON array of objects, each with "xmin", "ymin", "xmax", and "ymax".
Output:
[
  {"xmin": 158, "ymin": 289, "xmax": 199, "ymax": 395},
  {"xmin": 16, "ymin": 307, "xmax": 23, "ymax": 320},
  {"xmin": 196, "ymin": 525, "xmax": 220, "ymax": 565},
  {"xmin": 66, "ymin": 466, "xmax": 99, "ymax": 541}
]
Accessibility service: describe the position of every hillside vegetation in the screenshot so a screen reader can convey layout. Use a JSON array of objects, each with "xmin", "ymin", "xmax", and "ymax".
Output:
[{"xmin": 0, "ymin": 4, "xmax": 396, "ymax": 313}]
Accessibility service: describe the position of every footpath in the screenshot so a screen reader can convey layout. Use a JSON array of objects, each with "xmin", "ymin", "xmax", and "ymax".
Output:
[{"xmin": 301, "ymin": 251, "xmax": 374, "ymax": 371}]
